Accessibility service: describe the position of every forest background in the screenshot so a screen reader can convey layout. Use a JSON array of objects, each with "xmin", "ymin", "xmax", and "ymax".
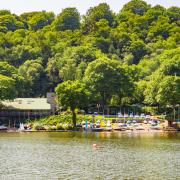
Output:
[{"xmin": 0, "ymin": 0, "xmax": 179, "ymax": 121}]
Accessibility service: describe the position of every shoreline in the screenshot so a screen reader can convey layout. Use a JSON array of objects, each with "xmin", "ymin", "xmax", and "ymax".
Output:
[{"xmin": 1, "ymin": 129, "xmax": 179, "ymax": 133}]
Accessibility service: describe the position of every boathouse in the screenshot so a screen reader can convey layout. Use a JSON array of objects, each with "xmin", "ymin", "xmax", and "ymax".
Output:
[{"xmin": 0, "ymin": 93, "xmax": 57, "ymax": 126}]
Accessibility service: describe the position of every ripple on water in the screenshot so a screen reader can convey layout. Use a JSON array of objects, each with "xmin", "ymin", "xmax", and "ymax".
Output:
[{"xmin": 0, "ymin": 132, "xmax": 179, "ymax": 179}]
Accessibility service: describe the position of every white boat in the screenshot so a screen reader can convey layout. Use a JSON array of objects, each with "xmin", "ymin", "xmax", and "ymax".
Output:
[
  {"xmin": 92, "ymin": 128, "xmax": 104, "ymax": 132},
  {"xmin": 150, "ymin": 126, "xmax": 161, "ymax": 130},
  {"xmin": 113, "ymin": 127, "xmax": 126, "ymax": 131},
  {"xmin": 136, "ymin": 125, "xmax": 145, "ymax": 130},
  {"xmin": 103, "ymin": 127, "xmax": 112, "ymax": 131},
  {"xmin": 103, "ymin": 120, "xmax": 112, "ymax": 131},
  {"xmin": 18, "ymin": 123, "xmax": 25, "ymax": 131},
  {"xmin": 118, "ymin": 113, "xmax": 123, "ymax": 118},
  {"xmin": 0, "ymin": 125, "xmax": 7, "ymax": 131}
]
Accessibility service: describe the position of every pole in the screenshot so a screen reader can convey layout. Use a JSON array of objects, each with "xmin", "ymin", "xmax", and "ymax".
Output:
[
  {"xmin": 124, "ymin": 107, "xmax": 125, "ymax": 124},
  {"xmin": 8, "ymin": 119, "xmax": 10, "ymax": 128},
  {"xmin": 28, "ymin": 111, "xmax": 30, "ymax": 120},
  {"xmin": 178, "ymin": 106, "xmax": 180, "ymax": 122},
  {"xmin": 14, "ymin": 119, "xmax": 16, "ymax": 128},
  {"xmin": 19, "ymin": 111, "xmax": 20, "ymax": 123}
]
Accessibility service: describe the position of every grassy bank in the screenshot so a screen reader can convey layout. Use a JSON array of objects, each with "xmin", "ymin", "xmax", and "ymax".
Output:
[
  {"xmin": 25, "ymin": 111, "xmax": 166, "ymax": 131},
  {"xmin": 26, "ymin": 112, "xmax": 92, "ymax": 130}
]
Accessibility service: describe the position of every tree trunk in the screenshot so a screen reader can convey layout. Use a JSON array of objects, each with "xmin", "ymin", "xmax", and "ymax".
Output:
[
  {"xmin": 102, "ymin": 91, "xmax": 105, "ymax": 116},
  {"xmin": 173, "ymin": 107, "xmax": 176, "ymax": 122},
  {"xmin": 72, "ymin": 109, "xmax": 76, "ymax": 128}
]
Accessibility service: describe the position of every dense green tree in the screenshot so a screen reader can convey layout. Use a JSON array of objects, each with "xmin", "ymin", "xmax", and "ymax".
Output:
[
  {"xmin": 0, "ymin": 74, "xmax": 16, "ymax": 100},
  {"xmin": 158, "ymin": 48, "xmax": 180, "ymax": 76},
  {"xmin": 148, "ymin": 16, "xmax": 172, "ymax": 39},
  {"xmin": 55, "ymin": 80, "xmax": 90, "ymax": 127},
  {"xmin": 61, "ymin": 46, "xmax": 97, "ymax": 64},
  {"xmin": 0, "ymin": 0, "xmax": 179, "ymax": 120},
  {"xmin": 0, "ymin": 61, "xmax": 25, "ymax": 97},
  {"xmin": 129, "ymin": 39, "xmax": 148, "ymax": 64},
  {"xmin": 0, "ymin": 61, "xmax": 17, "ymax": 76},
  {"xmin": 53, "ymin": 8, "xmax": 80, "ymax": 31},
  {"xmin": 142, "ymin": 48, "xmax": 180, "ymax": 106},
  {"xmin": 46, "ymin": 58, "xmax": 60, "ymax": 83},
  {"xmin": 59, "ymin": 60, "xmax": 76, "ymax": 81},
  {"xmin": 18, "ymin": 59, "xmax": 46, "ymax": 96},
  {"xmin": 75, "ymin": 62, "xmax": 88, "ymax": 80},
  {"xmin": 121, "ymin": 0, "xmax": 150, "ymax": 15},
  {"xmin": 84, "ymin": 58, "xmax": 133, "ymax": 109},
  {"xmin": 49, "ymin": 46, "xmax": 98, "ymax": 81},
  {"xmin": 0, "ymin": 10, "xmax": 11, "ymax": 16},
  {"xmin": 21, "ymin": 11, "xmax": 55, "ymax": 30},
  {"xmin": 166, "ymin": 7, "xmax": 180, "ymax": 23},
  {"xmin": 110, "ymin": 28, "xmax": 131, "ymax": 58},
  {"xmin": 0, "ymin": 13, "xmax": 24, "ymax": 32},
  {"xmin": 156, "ymin": 76, "xmax": 180, "ymax": 107},
  {"xmin": 83, "ymin": 3, "xmax": 114, "ymax": 33},
  {"xmin": 144, "ymin": 5, "xmax": 165, "ymax": 24}
]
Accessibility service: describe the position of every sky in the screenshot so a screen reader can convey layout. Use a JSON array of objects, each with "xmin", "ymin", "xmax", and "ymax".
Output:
[{"xmin": 0, "ymin": 0, "xmax": 179, "ymax": 15}]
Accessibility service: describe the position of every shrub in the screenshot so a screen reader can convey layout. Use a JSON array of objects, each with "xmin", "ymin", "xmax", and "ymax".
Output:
[
  {"xmin": 56, "ymin": 123, "xmax": 64, "ymax": 130},
  {"xmin": 33, "ymin": 123, "xmax": 44, "ymax": 130}
]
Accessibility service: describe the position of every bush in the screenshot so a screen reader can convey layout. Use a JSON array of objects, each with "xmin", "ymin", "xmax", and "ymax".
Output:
[
  {"xmin": 56, "ymin": 123, "xmax": 64, "ymax": 130},
  {"xmin": 33, "ymin": 123, "xmax": 45, "ymax": 130},
  {"xmin": 141, "ymin": 106, "xmax": 158, "ymax": 115}
]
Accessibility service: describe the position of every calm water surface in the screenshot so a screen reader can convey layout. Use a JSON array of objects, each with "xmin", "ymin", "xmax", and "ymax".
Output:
[{"xmin": 0, "ymin": 131, "xmax": 179, "ymax": 180}]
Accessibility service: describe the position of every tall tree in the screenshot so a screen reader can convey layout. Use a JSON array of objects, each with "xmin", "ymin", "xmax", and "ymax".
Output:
[
  {"xmin": 84, "ymin": 58, "xmax": 133, "ymax": 110},
  {"xmin": 18, "ymin": 59, "xmax": 47, "ymax": 96},
  {"xmin": 156, "ymin": 76, "xmax": 180, "ymax": 107},
  {"xmin": 0, "ymin": 13, "xmax": 24, "ymax": 32},
  {"xmin": 83, "ymin": 3, "xmax": 114, "ymax": 33},
  {"xmin": 55, "ymin": 80, "xmax": 90, "ymax": 127},
  {"xmin": 21, "ymin": 11, "xmax": 55, "ymax": 30},
  {"xmin": 121, "ymin": 0, "xmax": 150, "ymax": 15},
  {"xmin": 0, "ymin": 74, "xmax": 16, "ymax": 100},
  {"xmin": 53, "ymin": 8, "xmax": 80, "ymax": 31}
]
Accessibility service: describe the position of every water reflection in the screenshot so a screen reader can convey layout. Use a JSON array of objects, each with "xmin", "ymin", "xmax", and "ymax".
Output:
[{"xmin": 0, "ymin": 132, "xmax": 179, "ymax": 179}]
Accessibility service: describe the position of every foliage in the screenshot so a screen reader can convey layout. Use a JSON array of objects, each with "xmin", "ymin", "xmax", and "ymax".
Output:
[
  {"xmin": 0, "ymin": 0, "xmax": 179, "ymax": 120},
  {"xmin": 18, "ymin": 59, "xmax": 47, "ymax": 96},
  {"xmin": 82, "ymin": 3, "xmax": 114, "ymax": 33},
  {"xmin": 53, "ymin": 8, "xmax": 80, "ymax": 31},
  {"xmin": 0, "ymin": 12, "xmax": 24, "ymax": 32},
  {"xmin": 27, "ymin": 113, "xmax": 93, "ymax": 129},
  {"xmin": 21, "ymin": 11, "xmax": 55, "ymax": 30},
  {"xmin": 0, "ymin": 74, "xmax": 16, "ymax": 100},
  {"xmin": 55, "ymin": 80, "xmax": 90, "ymax": 126},
  {"xmin": 156, "ymin": 76, "xmax": 180, "ymax": 107},
  {"xmin": 121, "ymin": 0, "xmax": 150, "ymax": 15},
  {"xmin": 84, "ymin": 58, "xmax": 134, "ymax": 106}
]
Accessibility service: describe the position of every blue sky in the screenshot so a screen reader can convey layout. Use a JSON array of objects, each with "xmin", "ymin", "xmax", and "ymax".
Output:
[{"xmin": 0, "ymin": 0, "xmax": 179, "ymax": 15}]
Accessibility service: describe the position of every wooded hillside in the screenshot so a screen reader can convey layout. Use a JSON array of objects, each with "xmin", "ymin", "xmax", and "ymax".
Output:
[{"xmin": 0, "ymin": 0, "xmax": 179, "ymax": 115}]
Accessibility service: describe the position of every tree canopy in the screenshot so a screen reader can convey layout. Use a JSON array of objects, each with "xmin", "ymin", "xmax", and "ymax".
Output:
[
  {"xmin": 0, "ymin": 74, "xmax": 16, "ymax": 100},
  {"xmin": 55, "ymin": 80, "xmax": 90, "ymax": 127},
  {"xmin": 53, "ymin": 8, "xmax": 80, "ymax": 31},
  {"xmin": 0, "ymin": 0, "xmax": 179, "ymax": 119}
]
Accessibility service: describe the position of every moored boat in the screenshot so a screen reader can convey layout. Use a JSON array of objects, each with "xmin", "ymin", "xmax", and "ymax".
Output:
[
  {"xmin": 103, "ymin": 127, "xmax": 113, "ymax": 131},
  {"xmin": 113, "ymin": 127, "xmax": 126, "ymax": 131},
  {"xmin": 0, "ymin": 125, "xmax": 8, "ymax": 131},
  {"xmin": 91, "ymin": 128, "xmax": 104, "ymax": 132}
]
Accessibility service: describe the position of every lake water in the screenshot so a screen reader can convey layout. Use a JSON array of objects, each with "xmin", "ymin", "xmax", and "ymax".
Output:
[{"xmin": 0, "ymin": 131, "xmax": 179, "ymax": 180}]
